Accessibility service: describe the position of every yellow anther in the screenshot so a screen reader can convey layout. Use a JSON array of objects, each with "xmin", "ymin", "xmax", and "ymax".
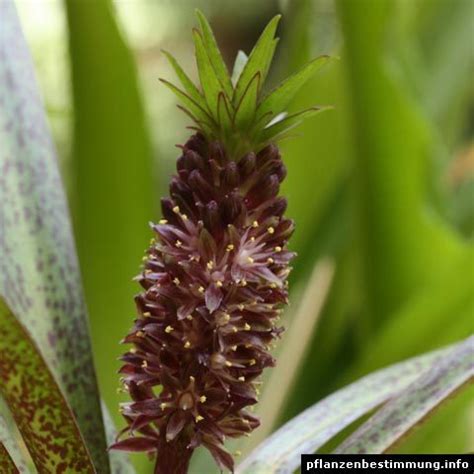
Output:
[
  {"xmin": 175, "ymin": 240, "xmax": 182, "ymax": 248},
  {"xmin": 241, "ymin": 279, "xmax": 247, "ymax": 287},
  {"xmin": 267, "ymin": 226, "xmax": 275, "ymax": 234},
  {"xmin": 235, "ymin": 450, "xmax": 242, "ymax": 457},
  {"xmin": 226, "ymin": 244, "xmax": 234, "ymax": 252},
  {"xmin": 244, "ymin": 323, "xmax": 251, "ymax": 331},
  {"xmin": 142, "ymin": 256, "xmax": 148, "ymax": 262},
  {"xmin": 245, "ymin": 344, "xmax": 251, "ymax": 348},
  {"xmin": 249, "ymin": 359, "xmax": 256, "ymax": 366},
  {"xmin": 158, "ymin": 219, "xmax": 168, "ymax": 224},
  {"xmin": 216, "ymin": 280, "xmax": 223, "ymax": 288},
  {"xmin": 256, "ymin": 388, "xmax": 261, "ymax": 395},
  {"xmin": 231, "ymin": 345, "xmax": 237, "ymax": 351},
  {"xmin": 267, "ymin": 258, "xmax": 274, "ymax": 264},
  {"xmin": 189, "ymin": 376, "xmax": 195, "ymax": 382},
  {"xmin": 225, "ymin": 361, "xmax": 232, "ymax": 367},
  {"xmin": 172, "ymin": 206, "xmax": 180, "ymax": 213},
  {"xmin": 238, "ymin": 376, "xmax": 245, "ymax": 382},
  {"xmin": 199, "ymin": 395, "xmax": 207, "ymax": 403},
  {"xmin": 184, "ymin": 341, "xmax": 191, "ymax": 349},
  {"xmin": 150, "ymin": 238, "xmax": 156, "ymax": 244},
  {"xmin": 250, "ymin": 236, "xmax": 256, "ymax": 242},
  {"xmin": 232, "ymin": 327, "xmax": 238, "ymax": 333},
  {"xmin": 173, "ymin": 277, "xmax": 180, "ymax": 285},
  {"xmin": 129, "ymin": 348, "xmax": 137, "ymax": 354},
  {"xmin": 206, "ymin": 261, "xmax": 214, "ymax": 270},
  {"xmin": 243, "ymin": 419, "xmax": 250, "ymax": 424},
  {"xmin": 144, "ymin": 269, "xmax": 152, "ymax": 274},
  {"xmin": 160, "ymin": 403, "xmax": 167, "ymax": 410},
  {"xmin": 165, "ymin": 326, "xmax": 174, "ymax": 333},
  {"xmin": 222, "ymin": 313, "xmax": 231, "ymax": 322},
  {"xmin": 247, "ymin": 256, "xmax": 254, "ymax": 264},
  {"xmin": 141, "ymin": 361, "xmax": 148, "ymax": 368},
  {"xmin": 198, "ymin": 286, "xmax": 205, "ymax": 293},
  {"xmin": 136, "ymin": 331, "xmax": 145, "ymax": 337},
  {"xmin": 238, "ymin": 304, "xmax": 245, "ymax": 311},
  {"xmin": 252, "ymin": 220, "xmax": 258, "ymax": 228},
  {"xmin": 143, "ymin": 312, "xmax": 151, "ymax": 317},
  {"xmin": 186, "ymin": 314, "xmax": 193, "ymax": 320},
  {"xmin": 182, "ymin": 214, "xmax": 188, "ymax": 220},
  {"xmin": 195, "ymin": 415, "xmax": 204, "ymax": 422},
  {"xmin": 270, "ymin": 283, "xmax": 277, "ymax": 289},
  {"xmin": 275, "ymin": 246, "xmax": 282, "ymax": 252}
]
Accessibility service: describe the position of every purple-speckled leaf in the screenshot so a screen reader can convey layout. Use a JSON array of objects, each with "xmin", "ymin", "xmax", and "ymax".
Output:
[
  {"xmin": 0, "ymin": 298, "xmax": 95, "ymax": 472},
  {"xmin": 237, "ymin": 341, "xmax": 462, "ymax": 474},
  {"xmin": 0, "ymin": 442, "xmax": 18, "ymax": 474},
  {"xmin": 335, "ymin": 336, "xmax": 474, "ymax": 454},
  {"xmin": 0, "ymin": 2, "xmax": 109, "ymax": 471}
]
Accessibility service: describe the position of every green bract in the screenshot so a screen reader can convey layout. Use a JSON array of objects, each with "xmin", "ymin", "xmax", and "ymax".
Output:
[{"xmin": 161, "ymin": 10, "xmax": 331, "ymax": 158}]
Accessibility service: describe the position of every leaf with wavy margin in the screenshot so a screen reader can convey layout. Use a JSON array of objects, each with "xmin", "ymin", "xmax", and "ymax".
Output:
[
  {"xmin": 335, "ymin": 336, "xmax": 474, "ymax": 453},
  {"xmin": 0, "ymin": 298, "xmax": 95, "ymax": 473},
  {"xmin": 0, "ymin": 2, "xmax": 108, "ymax": 471},
  {"xmin": 237, "ymin": 340, "xmax": 466, "ymax": 474}
]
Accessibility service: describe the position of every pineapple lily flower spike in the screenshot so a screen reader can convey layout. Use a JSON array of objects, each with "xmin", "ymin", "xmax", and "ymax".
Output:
[{"xmin": 110, "ymin": 10, "xmax": 331, "ymax": 474}]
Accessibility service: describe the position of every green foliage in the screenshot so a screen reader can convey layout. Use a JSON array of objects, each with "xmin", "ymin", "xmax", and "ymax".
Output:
[
  {"xmin": 0, "ymin": 1, "xmax": 109, "ymax": 471},
  {"xmin": 335, "ymin": 337, "xmax": 473, "ymax": 453},
  {"xmin": 0, "ymin": 298, "xmax": 95, "ymax": 472},
  {"xmin": 64, "ymin": 1, "xmax": 156, "ymax": 460},
  {"xmin": 162, "ymin": 10, "xmax": 331, "ymax": 158},
  {"xmin": 237, "ymin": 338, "xmax": 473, "ymax": 473}
]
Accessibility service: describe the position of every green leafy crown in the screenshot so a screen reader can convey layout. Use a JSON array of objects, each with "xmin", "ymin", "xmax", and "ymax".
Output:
[{"xmin": 160, "ymin": 10, "xmax": 331, "ymax": 158}]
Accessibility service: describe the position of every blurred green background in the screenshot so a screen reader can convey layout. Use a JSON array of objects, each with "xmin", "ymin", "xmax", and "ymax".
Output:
[{"xmin": 17, "ymin": 0, "xmax": 473, "ymax": 472}]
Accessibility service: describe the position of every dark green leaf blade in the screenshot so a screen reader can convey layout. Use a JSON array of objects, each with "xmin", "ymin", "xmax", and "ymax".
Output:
[
  {"xmin": 193, "ymin": 29, "xmax": 227, "ymax": 120},
  {"xmin": 162, "ymin": 50, "xmax": 206, "ymax": 108},
  {"xmin": 0, "ymin": 298, "xmax": 95, "ymax": 473},
  {"xmin": 234, "ymin": 15, "xmax": 281, "ymax": 105},
  {"xmin": 237, "ymin": 341, "xmax": 460, "ymax": 474},
  {"xmin": 257, "ymin": 55, "xmax": 331, "ymax": 122},
  {"xmin": 0, "ymin": 444, "xmax": 18, "ymax": 474},
  {"xmin": 335, "ymin": 336, "xmax": 474, "ymax": 454},
  {"xmin": 0, "ymin": 2, "xmax": 109, "ymax": 471},
  {"xmin": 195, "ymin": 9, "xmax": 233, "ymax": 98}
]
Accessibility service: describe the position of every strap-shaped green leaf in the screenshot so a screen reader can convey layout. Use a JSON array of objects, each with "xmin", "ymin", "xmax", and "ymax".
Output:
[
  {"xmin": 0, "ymin": 298, "xmax": 95, "ymax": 473},
  {"xmin": 0, "ymin": 2, "xmax": 109, "ymax": 471},
  {"xmin": 257, "ymin": 55, "xmax": 331, "ymax": 121},
  {"xmin": 196, "ymin": 9, "xmax": 233, "ymax": 98},
  {"xmin": 162, "ymin": 50, "xmax": 206, "ymax": 108},
  {"xmin": 233, "ymin": 15, "xmax": 281, "ymax": 106},
  {"xmin": 335, "ymin": 336, "xmax": 474, "ymax": 454},
  {"xmin": 231, "ymin": 50, "xmax": 248, "ymax": 86},
  {"xmin": 234, "ymin": 72, "xmax": 261, "ymax": 130},
  {"xmin": 237, "ymin": 341, "xmax": 462, "ymax": 474},
  {"xmin": 0, "ymin": 443, "xmax": 18, "ymax": 474},
  {"xmin": 193, "ymin": 29, "xmax": 228, "ymax": 120},
  {"xmin": 259, "ymin": 106, "xmax": 331, "ymax": 143}
]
